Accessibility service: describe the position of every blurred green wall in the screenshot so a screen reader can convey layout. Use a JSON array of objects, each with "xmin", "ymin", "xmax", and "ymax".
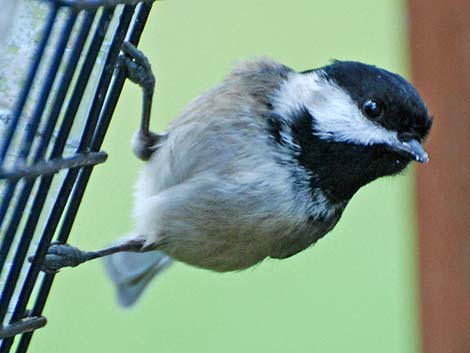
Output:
[{"xmin": 32, "ymin": 1, "xmax": 421, "ymax": 352}]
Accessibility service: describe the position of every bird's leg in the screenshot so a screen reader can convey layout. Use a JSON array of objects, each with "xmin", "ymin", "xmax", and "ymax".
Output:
[
  {"xmin": 119, "ymin": 41, "xmax": 164, "ymax": 161},
  {"xmin": 33, "ymin": 238, "xmax": 148, "ymax": 273}
]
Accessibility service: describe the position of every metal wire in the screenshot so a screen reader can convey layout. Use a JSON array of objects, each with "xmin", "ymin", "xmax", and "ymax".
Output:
[{"xmin": 0, "ymin": 0, "xmax": 154, "ymax": 351}]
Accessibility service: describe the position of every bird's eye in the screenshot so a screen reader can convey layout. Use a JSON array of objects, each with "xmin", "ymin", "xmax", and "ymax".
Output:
[{"xmin": 362, "ymin": 100, "xmax": 383, "ymax": 119}]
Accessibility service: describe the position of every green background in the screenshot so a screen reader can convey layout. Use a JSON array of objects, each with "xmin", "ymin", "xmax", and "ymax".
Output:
[{"xmin": 32, "ymin": 0, "xmax": 421, "ymax": 352}]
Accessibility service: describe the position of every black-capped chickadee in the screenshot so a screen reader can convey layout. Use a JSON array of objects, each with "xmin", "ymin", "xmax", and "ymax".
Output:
[{"xmin": 41, "ymin": 43, "xmax": 432, "ymax": 306}]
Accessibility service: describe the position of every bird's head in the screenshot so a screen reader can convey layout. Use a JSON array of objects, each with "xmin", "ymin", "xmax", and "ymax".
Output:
[{"xmin": 270, "ymin": 60, "xmax": 433, "ymax": 202}]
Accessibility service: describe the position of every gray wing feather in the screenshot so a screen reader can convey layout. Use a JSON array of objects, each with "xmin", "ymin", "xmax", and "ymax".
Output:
[{"xmin": 103, "ymin": 249, "xmax": 173, "ymax": 307}]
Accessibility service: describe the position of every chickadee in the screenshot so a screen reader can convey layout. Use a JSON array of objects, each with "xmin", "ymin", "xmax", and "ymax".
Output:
[{"xmin": 41, "ymin": 43, "xmax": 432, "ymax": 306}]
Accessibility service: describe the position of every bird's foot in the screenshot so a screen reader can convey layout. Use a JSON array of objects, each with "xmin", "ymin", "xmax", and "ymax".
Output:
[
  {"xmin": 118, "ymin": 42, "xmax": 155, "ymax": 91},
  {"xmin": 119, "ymin": 41, "xmax": 161, "ymax": 161},
  {"xmin": 33, "ymin": 243, "xmax": 87, "ymax": 273}
]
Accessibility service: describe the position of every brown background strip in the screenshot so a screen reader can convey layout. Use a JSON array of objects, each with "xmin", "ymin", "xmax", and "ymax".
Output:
[{"xmin": 408, "ymin": 1, "xmax": 470, "ymax": 353}]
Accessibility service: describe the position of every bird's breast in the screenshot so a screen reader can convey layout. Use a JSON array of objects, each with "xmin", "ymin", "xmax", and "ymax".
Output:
[{"xmin": 268, "ymin": 207, "xmax": 344, "ymax": 260}]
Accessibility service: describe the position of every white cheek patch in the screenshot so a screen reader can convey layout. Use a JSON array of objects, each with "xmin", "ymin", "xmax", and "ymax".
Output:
[{"xmin": 272, "ymin": 71, "xmax": 399, "ymax": 147}]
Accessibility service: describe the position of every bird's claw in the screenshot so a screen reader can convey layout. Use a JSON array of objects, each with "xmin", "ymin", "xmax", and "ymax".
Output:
[
  {"xmin": 34, "ymin": 243, "xmax": 86, "ymax": 273},
  {"xmin": 118, "ymin": 42, "xmax": 155, "ymax": 89}
]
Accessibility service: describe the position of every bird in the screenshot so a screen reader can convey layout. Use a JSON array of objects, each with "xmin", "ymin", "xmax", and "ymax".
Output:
[{"xmin": 40, "ymin": 42, "xmax": 432, "ymax": 307}]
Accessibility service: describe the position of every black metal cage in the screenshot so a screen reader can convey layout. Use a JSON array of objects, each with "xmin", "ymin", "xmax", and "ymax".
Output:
[{"xmin": 0, "ymin": 1, "xmax": 153, "ymax": 351}]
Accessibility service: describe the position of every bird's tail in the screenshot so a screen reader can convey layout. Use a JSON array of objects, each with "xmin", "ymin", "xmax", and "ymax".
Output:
[{"xmin": 103, "ymin": 247, "xmax": 173, "ymax": 307}]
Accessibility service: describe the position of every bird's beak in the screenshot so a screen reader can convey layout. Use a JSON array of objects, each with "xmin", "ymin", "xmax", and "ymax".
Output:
[{"xmin": 388, "ymin": 139, "xmax": 429, "ymax": 163}]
